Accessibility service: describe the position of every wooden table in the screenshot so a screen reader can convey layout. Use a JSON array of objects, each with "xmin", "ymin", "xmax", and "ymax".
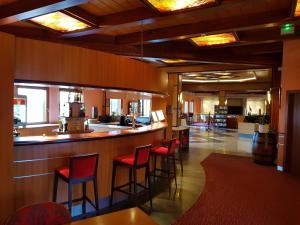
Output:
[{"xmin": 65, "ymin": 208, "xmax": 159, "ymax": 225}]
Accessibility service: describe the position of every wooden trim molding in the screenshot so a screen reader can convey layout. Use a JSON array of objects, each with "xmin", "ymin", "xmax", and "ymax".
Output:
[{"xmin": 14, "ymin": 122, "xmax": 168, "ymax": 146}]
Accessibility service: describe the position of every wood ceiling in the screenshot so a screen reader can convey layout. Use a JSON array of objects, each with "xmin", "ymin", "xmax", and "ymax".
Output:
[{"xmin": 0, "ymin": 0, "xmax": 298, "ymax": 70}]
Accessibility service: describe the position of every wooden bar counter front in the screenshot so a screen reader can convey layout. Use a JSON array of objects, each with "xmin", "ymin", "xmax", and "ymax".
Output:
[{"xmin": 13, "ymin": 123, "xmax": 167, "ymax": 209}]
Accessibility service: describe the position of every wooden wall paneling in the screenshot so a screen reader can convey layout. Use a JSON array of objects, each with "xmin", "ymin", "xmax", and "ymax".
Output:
[
  {"xmin": 83, "ymin": 89, "xmax": 104, "ymax": 118},
  {"xmin": 278, "ymin": 39, "xmax": 300, "ymax": 168},
  {"xmin": 152, "ymin": 96, "xmax": 167, "ymax": 115},
  {"xmin": 0, "ymin": 32, "xmax": 15, "ymax": 223},
  {"xmin": 15, "ymin": 38, "xmax": 168, "ymax": 95},
  {"xmin": 13, "ymin": 129, "xmax": 165, "ymax": 208}
]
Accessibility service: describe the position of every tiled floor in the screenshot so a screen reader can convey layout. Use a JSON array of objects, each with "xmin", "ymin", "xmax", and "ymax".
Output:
[{"xmin": 149, "ymin": 126, "xmax": 252, "ymax": 225}]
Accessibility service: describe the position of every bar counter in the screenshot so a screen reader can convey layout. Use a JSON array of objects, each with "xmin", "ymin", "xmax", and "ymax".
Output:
[
  {"xmin": 14, "ymin": 122, "xmax": 167, "ymax": 146},
  {"xmin": 13, "ymin": 122, "xmax": 167, "ymax": 210}
]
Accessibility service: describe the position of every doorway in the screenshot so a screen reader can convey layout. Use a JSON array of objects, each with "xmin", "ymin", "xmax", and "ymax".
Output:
[{"xmin": 286, "ymin": 92, "xmax": 300, "ymax": 177}]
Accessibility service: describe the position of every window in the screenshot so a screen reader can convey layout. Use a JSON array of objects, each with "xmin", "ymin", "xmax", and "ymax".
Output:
[
  {"xmin": 17, "ymin": 87, "xmax": 48, "ymax": 124},
  {"xmin": 190, "ymin": 101, "xmax": 194, "ymax": 113},
  {"xmin": 110, "ymin": 99, "xmax": 122, "ymax": 116},
  {"xmin": 140, "ymin": 99, "xmax": 151, "ymax": 117},
  {"xmin": 59, "ymin": 90, "xmax": 82, "ymax": 117},
  {"xmin": 184, "ymin": 101, "xmax": 189, "ymax": 113}
]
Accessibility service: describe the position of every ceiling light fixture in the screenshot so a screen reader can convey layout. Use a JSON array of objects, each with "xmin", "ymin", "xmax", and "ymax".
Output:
[
  {"xmin": 294, "ymin": 0, "xmax": 300, "ymax": 17},
  {"xmin": 30, "ymin": 11, "xmax": 91, "ymax": 32},
  {"xmin": 144, "ymin": 0, "xmax": 217, "ymax": 13},
  {"xmin": 161, "ymin": 59, "xmax": 187, "ymax": 64},
  {"xmin": 191, "ymin": 33, "xmax": 238, "ymax": 47}
]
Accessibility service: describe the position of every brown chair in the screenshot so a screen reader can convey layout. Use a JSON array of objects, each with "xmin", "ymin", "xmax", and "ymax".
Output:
[
  {"xmin": 110, "ymin": 144, "xmax": 152, "ymax": 209},
  {"xmin": 163, "ymin": 138, "xmax": 183, "ymax": 175},
  {"xmin": 6, "ymin": 202, "xmax": 71, "ymax": 225},
  {"xmin": 151, "ymin": 139, "xmax": 178, "ymax": 196},
  {"xmin": 53, "ymin": 153, "xmax": 99, "ymax": 216}
]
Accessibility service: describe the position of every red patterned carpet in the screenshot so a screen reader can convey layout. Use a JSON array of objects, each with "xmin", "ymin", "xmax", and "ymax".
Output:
[{"xmin": 173, "ymin": 153, "xmax": 300, "ymax": 225}]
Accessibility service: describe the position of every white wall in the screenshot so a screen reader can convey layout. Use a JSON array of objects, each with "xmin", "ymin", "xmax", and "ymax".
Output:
[
  {"xmin": 201, "ymin": 97, "xmax": 219, "ymax": 114},
  {"xmin": 246, "ymin": 98, "xmax": 266, "ymax": 115}
]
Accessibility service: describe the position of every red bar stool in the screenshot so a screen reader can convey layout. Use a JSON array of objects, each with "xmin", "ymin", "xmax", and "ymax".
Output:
[
  {"xmin": 151, "ymin": 138, "xmax": 177, "ymax": 196},
  {"xmin": 110, "ymin": 144, "xmax": 152, "ymax": 209},
  {"xmin": 162, "ymin": 138, "xmax": 183, "ymax": 175},
  {"xmin": 53, "ymin": 153, "xmax": 99, "ymax": 216}
]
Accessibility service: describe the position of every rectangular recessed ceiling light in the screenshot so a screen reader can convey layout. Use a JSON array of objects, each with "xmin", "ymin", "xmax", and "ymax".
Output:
[
  {"xmin": 294, "ymin": 0, "xmax": 300, "ymax": 17},
  {"xmin": 161, "ymin": 59, "xmax": 187, "ymax": 64},
  {"xmin": 30, "ymin": 11, "xmax": 91, "ymax": 32},
  {"xmin": 191, "ymin": 33, "xmax": 238, "ymax": 47},
  {"xmin": 145, "ymin": 0, "xmax": 216, "ymax": 13}
]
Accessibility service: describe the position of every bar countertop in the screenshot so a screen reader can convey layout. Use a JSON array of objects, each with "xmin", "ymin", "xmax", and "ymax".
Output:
[{"xmin": 14, "ymin": 122, "xmax": 168, "ymax": 146}]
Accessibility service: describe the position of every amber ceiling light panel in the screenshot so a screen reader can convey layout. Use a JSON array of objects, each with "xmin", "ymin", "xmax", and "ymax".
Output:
[
  {"xmin": 144, "ymin": 0, "xmax": 216, "ymax": 13},
  {"xmin": 191, "ymin": 33, "xmax": 238, "ymax": 47},
  {"xmin": 294, "ymin": 0, "xmax": 300, "ymax": 17},
  {"xmin": 161, "ymin": 59, "xmax": 187, "ymax": 64},
  {"xmin": 30, "ymin": 11, "xmax": 91, "ymax": 32}
]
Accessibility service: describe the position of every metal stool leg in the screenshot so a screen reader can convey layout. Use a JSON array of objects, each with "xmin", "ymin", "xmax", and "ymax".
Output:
[
  {"xmin": 93, "ymin": 177, "xmax": 99, "ymax": 211},
  {"xmin": 68, "ymin": 183, "xmax": 73, "ymax": 214},
  {"xmin": 82, "ymin": 182, "xmax": 86, "ymax": 214},
  {"xmin": 147, "ymin": 164, "xmax": 153, "ymax": 210},
  {"xmin": 129, "ymin": 167, "xmax": 132, "ymax": 192},
  {"xmin": 133, "ymin": 168, "xmax": 137, "ymax": 205},
  {"xmin": 110, "ymin": 162, "xmax": 117, "ymax": 207},
  {"xmin": 167, "ymin": 157, "xmax": 171, "ymax": 196},
  {"xmin": 178, "ymin": 146, "xmax": 184, "ymax": 175},
  {"xmin": 173, "ymin": 155, "xmax": 177, "ymax": 189}
]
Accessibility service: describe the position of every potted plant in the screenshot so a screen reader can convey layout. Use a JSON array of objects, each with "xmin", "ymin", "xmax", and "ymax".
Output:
[{"xmin": 257, "ymin": 116, "xmax": 270, "ymax": 133}]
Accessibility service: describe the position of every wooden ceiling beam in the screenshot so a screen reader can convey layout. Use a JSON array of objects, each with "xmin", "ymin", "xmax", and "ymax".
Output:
[
  {"xmin": 162, "ymin": 64, "xmax": 267, "ymax": 73},
  {"xmin": 182, "ymin": 82, "xmax": 272, "ymax": 92},
  {"xmin": 1, "ymin": 25, "xmax": 280, "ymax": 66},
  {"xmin": 62, "ymin": 6, "xmax": 159, "ymax": 38},
  {"xmin": 66, "ymin": 0, "xmax": 253, "ymax": 38},
  {"xmin": 62, "ymin": 6, "xmax": 98, "ymax": 26},
  {"xmin": 115, "ymin": 9, "xmax": 290, "ymax": 45},
  {"xmin": 98, "ymin": 7, "xmax": 158, "ymax": 26},
  {"xmin": 238, "ymin": 25, "xmax": 300, "ymax": 43},
  {"xmin": 0, "ymin": 0, "xmax": 89, "ymax": 26},
  {"xmin": 143, "ymin": 41, "xmax": 283, "ymax": 57},
  {"xmin": 63, "ymin": 0, "xmax": 292, "ymax": 39}
]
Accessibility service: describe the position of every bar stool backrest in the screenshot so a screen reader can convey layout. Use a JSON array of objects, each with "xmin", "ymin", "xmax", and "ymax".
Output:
[
  {"xmin": 168, "ymin": 138, "xmax": 177, "ymax": 155},
  {"xmin": 134, "ymin": 144, "xmax": 152, "ymax": 167},
  {"xmin": 6, "ymin": 202, "xmax": 71, "ymax": 225},
  {"xmin": 70, "ymin": 153, "xmax": 99, "ymax": 180}
]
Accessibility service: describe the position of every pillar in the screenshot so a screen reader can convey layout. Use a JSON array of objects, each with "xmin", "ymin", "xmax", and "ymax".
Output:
[
  {"xmin": 0, "ymin": 32, "xmax": 15, "ymax": 223},
  {"xmin": 219, "ymin": 90, "xmax": 226, "ymax": 106},
  {"xmin": 166, "ymin": 73, "xmax": 182, "ymax": 138}
]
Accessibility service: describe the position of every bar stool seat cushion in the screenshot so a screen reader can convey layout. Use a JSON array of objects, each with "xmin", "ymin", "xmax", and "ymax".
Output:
[
  {"xmin": 162, "ymin": 139, "xmax": 180, "ymax": 146},
  {"xmin": 56, "ymin": 167, "xmax": 70, "ymax": 179},
  {"xmin": 114, "ymin": 154, "xmax": 135, "ymax": 166},
  {"xmin": 151, "ymin": 146, "xmax": 169, "ymax": 155}
]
